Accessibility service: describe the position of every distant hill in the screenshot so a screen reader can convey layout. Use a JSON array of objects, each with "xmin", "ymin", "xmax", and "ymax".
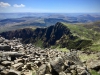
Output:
[
  {"xmin": 77, "ymin": 14, "xmax": 100, "ymax": 22},
  {"xmin": 0, "ymin": 17, "xmax": 76, "ymax": 33},
  {"xmin": 0, "ymin": 13, "xmax": 100, "ymax": 33},
  {"xmin": 1, "ymin": 22, "xmax": 100, "ymax": 51}
]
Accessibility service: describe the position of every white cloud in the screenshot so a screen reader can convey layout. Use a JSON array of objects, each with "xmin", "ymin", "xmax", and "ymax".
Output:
[
  {"xmin": 13, "ymin": 4, "xmax": 25, "ymax": 7},
  {"xmin": 0, "ymin": 2, "xmax": 11, "ymax": 7}
]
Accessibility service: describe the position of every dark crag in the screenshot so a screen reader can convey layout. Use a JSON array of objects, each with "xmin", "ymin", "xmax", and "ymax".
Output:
[{"xmin": 0, "ymin": 22, "xmax": 92, "ymax": 50}]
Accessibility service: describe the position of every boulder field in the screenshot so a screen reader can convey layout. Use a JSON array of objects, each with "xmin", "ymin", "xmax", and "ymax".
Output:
[{"xmin": 0, "ymin": 36, "xmax": 100, "ymax": 75}]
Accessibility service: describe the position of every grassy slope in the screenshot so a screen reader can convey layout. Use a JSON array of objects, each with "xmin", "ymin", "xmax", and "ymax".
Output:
[{"xmin": 62, "ymin": 22, "xmax": 100, "ymax": 51}]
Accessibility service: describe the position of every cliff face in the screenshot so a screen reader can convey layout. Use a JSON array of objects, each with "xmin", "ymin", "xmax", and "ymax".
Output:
[
  {"xmin": 0, "ymin": 22, "xmax": 92, "ymax": 49},
  {"xmin": 0, "ymin": 28, "xmax": 34, "ymax": 42}
]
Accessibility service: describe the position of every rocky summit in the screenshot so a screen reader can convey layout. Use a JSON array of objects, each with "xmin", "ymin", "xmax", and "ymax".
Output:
[{"xmin": 0, "ymin": 35, "xmax": 95, "ymax": 75}]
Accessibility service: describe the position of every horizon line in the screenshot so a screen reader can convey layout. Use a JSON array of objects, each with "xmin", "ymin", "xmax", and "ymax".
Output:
[{"xmin": 0, "ymin": 12, "xmax": 100, "ymax": 14}]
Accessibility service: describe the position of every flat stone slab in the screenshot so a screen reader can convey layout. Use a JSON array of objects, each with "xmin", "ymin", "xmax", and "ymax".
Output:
[{"xmin": 1, "ymin": 61, "xmax": 11, "ymax": 66}]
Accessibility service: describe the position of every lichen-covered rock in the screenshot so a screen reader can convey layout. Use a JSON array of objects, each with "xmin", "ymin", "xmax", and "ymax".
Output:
[
  {"xmin": 50, "ymin": 57, "xmax": 64, "ymax": 73},
  {"xmin": 7, "ymin": 70, "xmax": 21, "ymax": 75},
  {"xmin": 0, "ymin": 70, "xmax": 8, "ymax": 75},
  {"xmin": 0, "ymin": 44, "xmax": 11, "ymax": 51},
  {"xmin": 37, "ymin": 64, "xmax": 47, "ymax": 75},
  {"xmin": 12, "ymin": 63, "xmax": 23, "ymax": 71},
  {"xmin": 76, "ymin": 65, "xmax": 90, "ymax": 75},
  {"xmin": 0, "ymin": 37, "xmax": 4, "ymax": 43},
  {"xmin": 59, "ymin": 71, "xmax": 67, "ymax": 75},
  {"xmin": 1, "ymin": 61, "xmax": 11, "ymax": 67},
  {"xmin": 86, "ymin": 60, "xmax": 100, "ymax": 71}
]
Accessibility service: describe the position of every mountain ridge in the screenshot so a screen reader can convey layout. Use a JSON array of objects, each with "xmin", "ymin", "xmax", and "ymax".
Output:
[{"xmin": 0, "ymin": 22, "xmax": 93, "ymax": 50}]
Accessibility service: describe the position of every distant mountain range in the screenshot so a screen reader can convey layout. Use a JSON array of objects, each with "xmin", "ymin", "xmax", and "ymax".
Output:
[
  {"xmin": 0, "ymin": 13, "xmax": 100, "ymax": 33},
  {"xmin": 0, "ymin": 13, "xmax": 100, "ymax": 19}
]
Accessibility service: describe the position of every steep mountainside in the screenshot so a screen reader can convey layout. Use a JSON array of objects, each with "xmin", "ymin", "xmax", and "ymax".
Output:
[
  {"xmin": 0, "ymin": 22, "xmax": 93, "ymax": 50},
  {"xmin": 62, "ymin": 22, "xmax": 100, "ymax": 51}
]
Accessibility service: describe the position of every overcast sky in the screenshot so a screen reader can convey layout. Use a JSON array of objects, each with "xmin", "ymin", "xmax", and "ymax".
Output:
[{"xmin": 0, "ymin": 0, "xmax": 100, "ymax": 13}]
